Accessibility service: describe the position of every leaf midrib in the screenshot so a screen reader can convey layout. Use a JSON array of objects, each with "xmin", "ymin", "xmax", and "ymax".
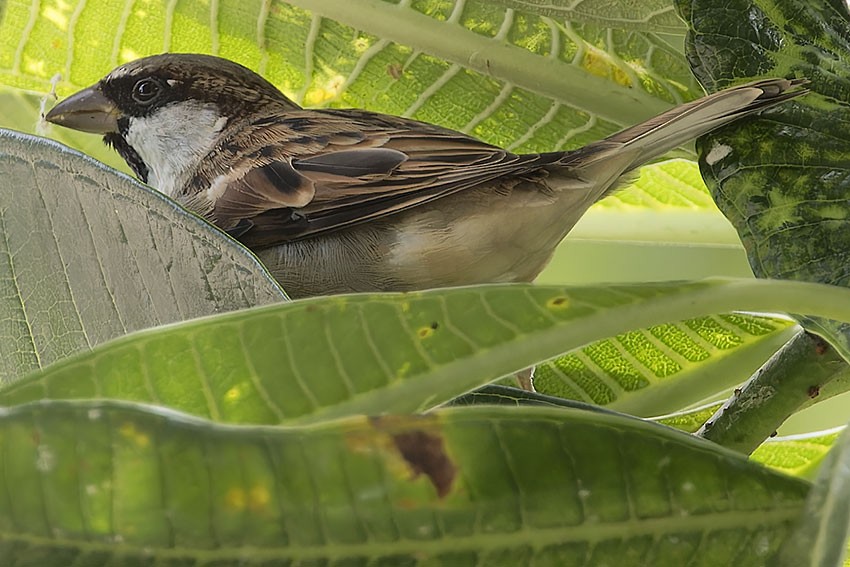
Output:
[
  {"xmin": 287, "ymin": 0, "xmax": 675, "ymax": 126},
  {"xmin": 1, "ymin": 507, "xmax": 803, "ymax": 561}
]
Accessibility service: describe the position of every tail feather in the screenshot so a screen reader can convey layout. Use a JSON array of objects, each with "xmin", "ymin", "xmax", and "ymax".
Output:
[{"xmin": 557, "ymin": 78, "xmax": 809, "ymax": 176}]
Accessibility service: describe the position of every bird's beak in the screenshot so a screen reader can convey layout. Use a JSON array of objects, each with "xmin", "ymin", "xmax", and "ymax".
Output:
[{"xmin": 45, "ymin": 86, "xmax": 121, "ymax": 134}]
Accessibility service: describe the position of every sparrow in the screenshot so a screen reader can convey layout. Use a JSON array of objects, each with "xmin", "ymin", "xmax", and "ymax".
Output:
[{"xmin": 45, "ymin": 54, "xmax": 808, "ymax": 299}]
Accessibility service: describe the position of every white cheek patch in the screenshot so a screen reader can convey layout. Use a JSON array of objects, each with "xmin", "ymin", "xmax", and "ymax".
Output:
[{"xmin": 125, "ymin": 102, "xmax": 227, "ymax": 197}]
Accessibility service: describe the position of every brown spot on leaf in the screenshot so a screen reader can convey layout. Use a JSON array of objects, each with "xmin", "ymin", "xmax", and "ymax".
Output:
[
  {"xmin": 546, "ymin": 295, "xmax": 569, "ymax": 310},
  {"xmin": 387, "ymin": 63, "xmax": 403, "ymax": 79},
  {"xmin": 393, "ymin": 430, "xmax": 455, "ymax": 498},
  {"xmin": 372, "ymin": 418, "xmax": 456, "ymax": 498},
  {"xmin": 808, "ymin": 385, "xmax": 821, "ymax": 399},
  {"xmin": 810, "ymin": 334, "xmax": 830, "ymax": 355}
]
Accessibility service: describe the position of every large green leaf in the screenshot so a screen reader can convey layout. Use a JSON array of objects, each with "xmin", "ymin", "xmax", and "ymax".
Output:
[
  {"xmin": 1, "ymin": 0, "xmax": 699, "ymax": 155},
  {"xmin": 4, "ymin": 278, "xmax": 850, "ymax": 425},
  {"xmin": 0, "ymin": 400, "xmax": 810, "ymax": 565},
  {"xmin": 0, "ymin": 129, "xmax": 286, "ymax": 382},
  {"xmin": 676, "ymin": 0, "xmax": 850, "ymax": 350}
]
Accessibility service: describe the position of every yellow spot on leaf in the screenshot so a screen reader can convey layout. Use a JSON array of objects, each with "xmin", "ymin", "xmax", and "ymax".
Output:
[
  {"xmin": 396, "ymin": 361, "xmax": 411, "ymax": 379},
  {"xmin": 120, "ymin": 48, "xmax": 140, "ymax": 63},
  {"xmin": 418, "ymin": 321, "xmax": 439, "ymax": 338},
  {"xmin": 581, "ymin": 48, "xmax": 632, "ymax": 87},
  {"xmin": 225, "ymin": 487, "xmax": 246, "ymax": 510},
  {"xmin": 249, "ymin": 485, "xmax": 271, "ymax": 511},
  {"xmin": 42, "ymin": 3, "xmax": 71, "ymax": 32},
  {"xmin": 345, "ymin": 426, "xmax": 385, "ymax": 454},
  {"xmin": 304, "ymin": 74, "xmax": 346, "ymax": 106},
  {"xmin": 546, "ymin": 296, "xmax": 570, "ymax": 310},
  {"xmin": 224, "ymin": 385, "xmax": 243, "ymax": 403},
  {"xmin": 23, "ymin": 58, "xmax": 47, "ymax": 77},
  {"xmin": 582, "ymin": 50, "xmax": 611, "ymax": 78},
  {"xmin": 118, "ymin": 422, "xmax": 150, "ymax": 448},
  {"xmin": 396, "ymin": 497, "xmax": 419, "ymax": 509},
  {"xmin": 611, "ymin": 67, "xmax": 633, "ymax": 88}
]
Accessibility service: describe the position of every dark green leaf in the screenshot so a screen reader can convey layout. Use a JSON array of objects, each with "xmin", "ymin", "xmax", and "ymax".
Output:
[{"xmin": 676, "ymin": 0, "xmax": 850, "ymax": 352}]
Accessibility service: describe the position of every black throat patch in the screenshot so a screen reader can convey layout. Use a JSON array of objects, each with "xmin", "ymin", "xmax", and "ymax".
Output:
[{"xmin": 104, "ymin": 119, "xmax": 149, "ymax": 183}]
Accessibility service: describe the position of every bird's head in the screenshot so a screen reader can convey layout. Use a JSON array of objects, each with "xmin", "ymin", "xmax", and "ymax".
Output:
[{"xmin": 45, "ymin": 53, "xmax": 299, "ymax": 194}]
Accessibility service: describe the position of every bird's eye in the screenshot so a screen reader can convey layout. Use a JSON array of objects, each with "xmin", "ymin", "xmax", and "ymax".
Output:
[{"xmin": 132, "ymin": 79, "xmax": 161, "ymax": 104}]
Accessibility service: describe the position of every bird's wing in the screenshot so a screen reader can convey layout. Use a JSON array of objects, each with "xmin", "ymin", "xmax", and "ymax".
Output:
[{"xmin": 187, "ymin": 109, "xmax": 556, "ymax": 246}]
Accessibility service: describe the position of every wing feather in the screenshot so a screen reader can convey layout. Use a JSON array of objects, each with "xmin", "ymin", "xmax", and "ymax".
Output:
[{"xmin": 186, "ymin": 108, "xmax": 554, "ymax": 246}]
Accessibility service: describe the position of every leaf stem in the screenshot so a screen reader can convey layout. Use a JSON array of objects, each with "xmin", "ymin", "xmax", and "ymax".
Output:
[{"xmin": 698, "ymin": 329, "xmax": 849, "ymax": 454}]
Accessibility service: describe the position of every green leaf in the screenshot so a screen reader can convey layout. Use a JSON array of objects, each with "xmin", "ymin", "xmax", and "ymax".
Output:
[
  {"xmin": 0, "ymin": 129, "xmax": 286, "ymax": 382},
  {"xmin": 6, "ymin": 278, "xmax": 850, "ymax": 425},
  {"xmin": 534, "ymin": 312, "xmax": 798, "ymax": 416},
  {"xmin": 1, "ymin": 0, "xmax": 699, "ymax": 155},
  {"xmin": 676, "ymin": 0, "xmax": 850, "ymax": 352},
  {"xmin": 653, "ymin": 402, "xmax": 724, "ymax": 433},
  {"xmin": 751, "ymin": 427, "xmax": 843, "ymax": 479},
  {"xmin": 0, "ymin": 400, "xmax": 810, "ymax": 565},
  {"xmin": 593, "ymin": 159, "xmax": 719, "ymax": 213},
  {"xmin": 491, "ymin": 0, "xmax": 688, "ymax": 33},
  {"xmin": 773, "ymin": 424, "xmax": 850, "ymax": 566}
]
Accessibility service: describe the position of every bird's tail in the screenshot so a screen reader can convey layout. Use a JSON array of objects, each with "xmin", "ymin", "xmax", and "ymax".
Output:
[{"xmin": 557, "ymin": 77, "xmax": 808, "ymax": 183}]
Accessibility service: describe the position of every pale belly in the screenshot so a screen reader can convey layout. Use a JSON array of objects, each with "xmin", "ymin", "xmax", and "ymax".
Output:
[{"xmin": 255, "ymin": 176, "xmax": 596, "ymax": 298}]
